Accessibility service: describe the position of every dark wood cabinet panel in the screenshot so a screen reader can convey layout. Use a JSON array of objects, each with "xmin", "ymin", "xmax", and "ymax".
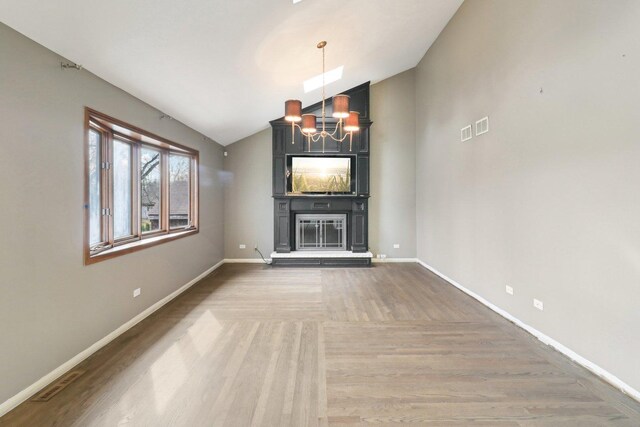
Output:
[
  {"xmin": 273, "ymin": 156, "xmax": 286, "ymax": 195},
  {"xmin": 357, "ymin": 127, "xmax": 369, "ymax": 153},
  {"xmin": 304, "ymin": 135, "xmax": 341, "ymax": 153},
  {"xmin": 276, "ymin": 214, "xmax": 290, "ymax": 252},
  {"xmin": 274, "ymin": 198, "xmax": 291, "ymax": 252},
  {"xmin": 290, "ymin": 198, "xmax": 352, "ymax": 212},
  {"xmin": 273, "ymin": 127, "xmax": 286, "ymax": 155},
  {"xmin": 351, "ymin": 216, "xmax": 367, "ymax": 252},
  {"xmin": 357, "ymin": 156, "xmax": 369, "ymax": 195}
]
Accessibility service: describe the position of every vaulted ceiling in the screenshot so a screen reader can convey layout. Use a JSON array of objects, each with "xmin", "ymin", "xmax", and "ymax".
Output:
[{"xmin": 0, "ymin": 0, "xmax": 462, "ymax": 145}]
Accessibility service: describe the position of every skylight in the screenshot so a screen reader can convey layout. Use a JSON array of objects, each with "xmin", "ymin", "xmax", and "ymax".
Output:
[{"xmin": 303, "ymin": 66, "xmax": 344, "ymax": 93}]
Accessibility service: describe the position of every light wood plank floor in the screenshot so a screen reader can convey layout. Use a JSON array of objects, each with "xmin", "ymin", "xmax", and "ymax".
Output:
[{"xmin": 2, "ymin": 263, "xmax": 639, "ymax": 426}]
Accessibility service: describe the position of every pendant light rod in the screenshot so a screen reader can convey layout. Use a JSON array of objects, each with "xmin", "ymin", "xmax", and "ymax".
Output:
[{"xmin": 320, "ymin": 41, "xmax": 326, "ymax": 137}]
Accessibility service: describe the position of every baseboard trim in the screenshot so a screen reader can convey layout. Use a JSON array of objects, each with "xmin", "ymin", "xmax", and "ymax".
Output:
[
  {"xmin": 415, "ymin": 259, "xmax": 640, "ymax": 403},
  {"xmin": 223, "ymin": 258, "xmax": 270, "ymax": 264},
  {"xmin": 226, "ymin": 257, "xmax": 418, "ymax": 264},
  {"xmin": 372, "ymin": 257, "xmax": 418, "ymax": 263},
  {"xmin": 0, "ymin": 259, "xmax": 225, "ymax": 418}
]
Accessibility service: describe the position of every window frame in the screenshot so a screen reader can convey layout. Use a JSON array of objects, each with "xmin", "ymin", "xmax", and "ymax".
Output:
[
  {"xmin": 84, "ymin": 108, "xmax": 199, "ymax": 265},
  {"xmin": 168, "ymin": 152, "xmax": 193, "ymax": 231}
]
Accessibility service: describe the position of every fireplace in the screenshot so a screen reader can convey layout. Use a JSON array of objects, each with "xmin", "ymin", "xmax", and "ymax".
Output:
[
  {"xmin": 270, "ymin": 82, "xmax": 371, "ymax": 266},
  {"xmin": 296, "ymin": 214, "xmax": 347, "ymax": 251}
]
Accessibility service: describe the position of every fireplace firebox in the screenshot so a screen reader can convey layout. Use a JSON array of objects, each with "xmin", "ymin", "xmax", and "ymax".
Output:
[{"xmin": 296, "ymin": 214, "xmax": 347, "ymax": 251}]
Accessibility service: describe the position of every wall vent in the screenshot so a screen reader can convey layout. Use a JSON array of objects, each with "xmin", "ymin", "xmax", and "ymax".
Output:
[
  {"xmin": 31, "ymin": 370, "xmax": 85, "ymax": 402},
  {"xmin": 461, "ymin": 125, "xmax": 473, "ymax": 142},
  {"xmin": 475, "ymin": 116, "xmax": 489, "ymax": 136}
]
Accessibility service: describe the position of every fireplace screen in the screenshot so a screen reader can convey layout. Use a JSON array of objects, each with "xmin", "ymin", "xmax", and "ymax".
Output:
[{"xmin": 296, "ymin": 214, "xmax": 347, "ymax": 251}]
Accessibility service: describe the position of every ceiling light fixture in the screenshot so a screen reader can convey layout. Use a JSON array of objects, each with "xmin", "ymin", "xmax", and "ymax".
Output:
[{"xmin": 284, "ymin": 41, "xmax": 360, "ymax": 152}]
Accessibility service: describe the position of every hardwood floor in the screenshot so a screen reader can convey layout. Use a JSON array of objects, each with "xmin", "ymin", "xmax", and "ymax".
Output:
[{"xmin": 2, "ymin": 263, "xmax": 639, "ymax": 426}]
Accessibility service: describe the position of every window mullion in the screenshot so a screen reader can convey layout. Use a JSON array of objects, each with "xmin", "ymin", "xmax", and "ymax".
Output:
[
  {"xmin": 132, "ymin": 142, "xmax": 141, "ymax": 241},
  {"xmin": 106, "ymin": 131, "xmax": 115, "ymax": 246},
  {"xmin": 162, "ymin": 150, "xmax": 169, "ymax": 233}
]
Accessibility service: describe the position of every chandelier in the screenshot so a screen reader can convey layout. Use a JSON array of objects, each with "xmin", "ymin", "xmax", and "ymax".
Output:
[{"xmin": 284, "ymin": 41, "xmax": 360, "ymax": 152}]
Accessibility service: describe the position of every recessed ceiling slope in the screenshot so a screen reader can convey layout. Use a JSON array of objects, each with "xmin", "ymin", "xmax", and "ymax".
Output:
[{"xmin": 0, "ymin": 0, "xmax": 462, "ymax": 145}]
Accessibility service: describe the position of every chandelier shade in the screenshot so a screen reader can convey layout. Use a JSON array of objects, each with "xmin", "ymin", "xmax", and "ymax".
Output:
[
  {"xmin": 301, "ymin": 114, "xmax": 317, "ymax": 134},
  {"xmin": 285, "ymin": 100, "xmax": 302, "ymax": 122},
  {"xmin": 344, "ymin": 111, "xmax": 360, "ymax": 132},
  {"xmin": 282, "ymin": 41, "xmax": 361, "ymax": 151},
  {"xmin": 331, "ymin": 94, "xmax": 350, "ymax": 118}
]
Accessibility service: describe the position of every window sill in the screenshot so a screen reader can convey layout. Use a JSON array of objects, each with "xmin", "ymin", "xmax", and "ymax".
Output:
[{"xmin": 85, "ymin": 229, "xmax": 198, "ymax": 265}]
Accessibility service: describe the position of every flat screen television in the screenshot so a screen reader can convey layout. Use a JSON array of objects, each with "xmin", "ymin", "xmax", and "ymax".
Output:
[{"xmin": 287, "ymin": 156, "xmax": 355, "ymax": 195}]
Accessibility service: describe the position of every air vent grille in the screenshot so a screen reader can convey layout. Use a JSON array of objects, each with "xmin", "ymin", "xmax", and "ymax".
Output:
[
  {"xmin": 461, "ymin": 125, "xmax": 473, "ymax": 142},
  {"xmin": 475, "ymin": 116, "xmax": 489, "ymax": 135},
  {"xmin": 31, "ymin": 370, "xmax": 85, "ymax": 402}
]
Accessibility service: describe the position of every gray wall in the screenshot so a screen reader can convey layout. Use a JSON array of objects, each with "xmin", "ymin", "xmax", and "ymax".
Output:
[
  {"xmin": 223, "ymin": 71, "xmax": 418, "ymax": 260},
  {"xmin": 415, "ymin": 0, "xmax": 640, "ymax": 391},
  {"xmin": 223, "ymin": 128, "xmax": 273, "ymax": 259},
  {"xmin": 0, "ymin": 23, "xmax": 225, "ymax": 404},
  {"xmin": 370, "ymin": 69, "xmax": 416, "ymax": 258}
]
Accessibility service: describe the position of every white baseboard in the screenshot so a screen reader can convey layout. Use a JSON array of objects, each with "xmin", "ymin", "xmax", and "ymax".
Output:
[
  {"xmin": 0, "ymin": 259, "xmax": 225, "ymax": 418},
  {"xmin": 230, "ymin": 257, "xmax": 416, "ymax": 264},
  {"xmin": 416, "ymin": 259, "xmax": 640, "ymax": 403},
  {"xmin": 372, "ymin": 257, "xmax": 418, "ymax": 263},
  {"xmin": 223, "ymin": 258, "xmax": 270, "ymax": 264}
]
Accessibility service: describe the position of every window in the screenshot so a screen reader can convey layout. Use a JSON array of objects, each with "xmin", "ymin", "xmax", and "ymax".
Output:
[{"xmin": 84, "ymin": 108, "xmax": 199, "ymax": 264}]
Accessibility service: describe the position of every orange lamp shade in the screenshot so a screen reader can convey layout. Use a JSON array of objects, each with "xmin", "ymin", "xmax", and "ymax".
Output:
[
  {"xmin": 332, "ymin": 94, "xmax": 350, "ymax": 118},
  {"xmin": 344, "ymin": 111, "xmax": 360, "ymax": 132},
  {"xmin": 285, "ymin": 99, "xmax": 302, "ymax": 122},
  {"xmin": 301, "ymin": 114, "xmax": 317, "ymax": 134}
]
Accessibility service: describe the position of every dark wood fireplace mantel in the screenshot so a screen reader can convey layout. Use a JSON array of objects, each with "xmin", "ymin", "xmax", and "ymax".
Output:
[{"xmin": 270, "ymin": 82, "xmax": 372, "ymax": 266}]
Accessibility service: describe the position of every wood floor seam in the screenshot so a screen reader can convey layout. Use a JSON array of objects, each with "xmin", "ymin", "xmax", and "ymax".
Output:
[{"xmin": 1, "ymin": 263, "xmax": 638, "ymax": 426}]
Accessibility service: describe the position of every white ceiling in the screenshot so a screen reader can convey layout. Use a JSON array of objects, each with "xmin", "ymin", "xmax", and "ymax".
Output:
[{"xmin": 0, "ymin": 0, "xmax": 462, "ymax": 145}]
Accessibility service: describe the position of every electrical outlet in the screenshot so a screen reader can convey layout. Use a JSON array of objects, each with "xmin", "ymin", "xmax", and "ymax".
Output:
[
  {"xmin": 393, "ymin": 244, "xmax": 400, "ymax": 249},
  {"xmin": 133, "ymin": 288, "xmax": 141, "ymax": 298},
  {"xmin": 379, "ymin": 254, "xmax": 387, "ymax": 259},
  {"xmin": 506, "ymin": 285, "xmax": 514, "ymax": 295},
  {"xmin": 533, "ymin": 298, "xmax": 544, "ymax": 311},
  {"xmin": 254, "ymin": 243, "xmax": 258, "ymax": 250},
  {"xmin": 239, "ymin": 244, "xmax": 246, "ymax": 249}
]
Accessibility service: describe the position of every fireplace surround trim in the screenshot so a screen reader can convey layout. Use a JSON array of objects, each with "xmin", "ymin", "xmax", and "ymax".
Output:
[{"xmin": 295, "ymin": 214, "xmax": 347, "ymax": 251}]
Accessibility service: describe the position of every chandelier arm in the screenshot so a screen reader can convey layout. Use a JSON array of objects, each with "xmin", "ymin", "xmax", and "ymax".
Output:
[
  {"xmin": 330, "ymin": 119, "xmax": 344, "ymax": 138},
  {"xmin": 326, "ymin": 131, "xmax": 353, "ymax": 143},
  {"xmin": 335, "ymin": 132, "xmax": 351, "ymax": 143},
  {"xmin": 294, "ymin": 122, "xmax": 352, "ymax": 144}
]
